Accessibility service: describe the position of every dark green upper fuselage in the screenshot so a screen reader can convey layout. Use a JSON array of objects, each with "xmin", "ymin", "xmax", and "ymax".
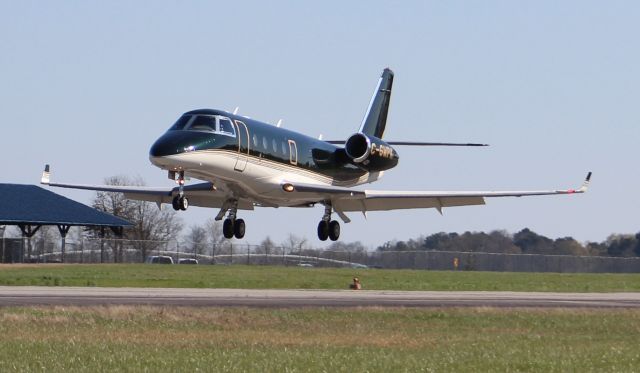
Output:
[{"xmin": 149, "ymin": 109, "xmax": 380, "ymax": 183}]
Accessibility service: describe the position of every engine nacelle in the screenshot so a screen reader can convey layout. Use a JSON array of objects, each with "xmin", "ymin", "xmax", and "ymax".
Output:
[{"xmin": 344, "ymin": 133, "xmax": 399, "ymax": 171}]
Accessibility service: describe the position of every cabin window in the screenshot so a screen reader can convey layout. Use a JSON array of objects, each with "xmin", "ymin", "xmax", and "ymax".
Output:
[
  {"xmin": 217, "ymin": 118, "xmax": 236, "ymax": 137},
  {"xmin": 188, "ymin": 115, "xmax": 217, "ymax": 132},
  {"xmin": 281, "ymin": 141, "xmax": 287, "ymax": 155},
  {"xmin": 262, "ymin": 137, "xmax": 268, "ymax": 150},
  {"xmin": 170, "ymin": 115, "xmax": 192, "ymax": 131},
  {"xmin": 272, "ymin": 139, "xmax": 278, "ymax": 153},
  {"xmin": 252, "ymin": 134, "xmax": 258, "ymax": 147}
]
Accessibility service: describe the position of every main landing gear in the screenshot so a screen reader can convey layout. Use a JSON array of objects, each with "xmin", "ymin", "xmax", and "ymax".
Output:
[
  {"xmin": 317, "ymin": 204, "xmax": 340, "ymax": 241},
  {"xmin": 223, "ymin": 218, "xmax": 245, "ymax": 239},
  {"xmin": 218, "ymin": 199, "xmax": 245, "ymax": 239},
  {"xmin": 171, "ymin": 171, "xmax": 188, "ymax": 211}
]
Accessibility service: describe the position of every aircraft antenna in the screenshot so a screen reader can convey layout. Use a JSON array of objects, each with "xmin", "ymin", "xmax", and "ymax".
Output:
[
  {"xmin": 233, "ymin": 107, "xmax": 240, "ymax": 115},
  {"xmin": 276, "ymin": 119, "xmax": 283, "ymax": 128}
]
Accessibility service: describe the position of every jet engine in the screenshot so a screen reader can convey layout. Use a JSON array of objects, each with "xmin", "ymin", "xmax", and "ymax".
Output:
[{"xmin": 344, "ymin": 133, "xmax": 399, "ymax": 171}]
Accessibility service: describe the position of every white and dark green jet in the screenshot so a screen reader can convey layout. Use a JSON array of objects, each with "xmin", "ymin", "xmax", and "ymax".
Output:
[{"xmin": 41, "ymin": 69, "xmax": 591, "ymax": 241}]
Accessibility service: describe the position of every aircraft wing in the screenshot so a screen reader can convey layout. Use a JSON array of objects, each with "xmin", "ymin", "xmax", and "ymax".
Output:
[
  {"xmin": 284, "ymin": 172, "xmax": 591, "ymax": 214},
  {"xmin": 40, "ymin": 165, "xmax": 254, "ymax": 210}
]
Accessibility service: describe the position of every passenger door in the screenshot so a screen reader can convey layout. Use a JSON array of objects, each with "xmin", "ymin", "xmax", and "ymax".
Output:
[
  {"xmin": 234, "ymin": 120, "xmax": 250, "ymax": 172},
  {"xmin": 288, "ymin": 140, "xmax": 297, "ymax": 165}
]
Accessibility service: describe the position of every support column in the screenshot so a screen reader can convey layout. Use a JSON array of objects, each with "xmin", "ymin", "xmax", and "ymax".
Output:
[
  {"xmin": 110, "ymin": 226, "xmax": 124, "ymax": 263},
  {"xmin": 0, "ymin": 226, "xmax": 5, "ymax": 263},
  {"xmin": 100, "ymin": 227, "xmax": 105, "ymax": 263},
  {"xmin": 18, "ymin": 224, "xmax": 41, "ymax": 263},
  {"xmin": 57, "ymin": 225, "xmax": 71, "ymax": 263}
]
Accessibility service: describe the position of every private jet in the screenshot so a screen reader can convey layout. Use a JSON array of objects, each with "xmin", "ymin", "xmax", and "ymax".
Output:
[{"xmin": 41, "ymin": 68, "xmax": 591, "ymax": 241}]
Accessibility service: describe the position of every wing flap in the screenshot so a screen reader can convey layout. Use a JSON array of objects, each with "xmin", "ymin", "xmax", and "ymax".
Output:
[{"xmin": 334, "ymin": 195, "xmax": 485, "ymax": 212}]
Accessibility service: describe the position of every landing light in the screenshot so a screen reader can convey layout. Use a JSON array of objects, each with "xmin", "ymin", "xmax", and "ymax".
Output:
[{"xmin": 282, "ymin": 183, "xmax": 295, "ymax": 192}]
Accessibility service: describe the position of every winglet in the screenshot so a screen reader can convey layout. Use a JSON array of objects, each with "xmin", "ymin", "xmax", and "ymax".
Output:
[
  {"xmin": 577, "ymin": 172, "xmax": 592, "ymax": 193},
  {"xmin": 41, "ymin": 164, "xmax": 51, "ymax": 185}
]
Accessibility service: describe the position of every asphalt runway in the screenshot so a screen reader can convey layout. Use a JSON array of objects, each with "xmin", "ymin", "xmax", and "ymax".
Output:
[{"xmin": 0, "ymin": 286, "xmax": 639, "ymax": 308}]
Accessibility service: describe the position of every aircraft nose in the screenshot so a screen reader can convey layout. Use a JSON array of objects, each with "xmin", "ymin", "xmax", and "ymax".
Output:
[{"xmin": 149, "ymin": 134, "xmax": 178, "ymax": 158}]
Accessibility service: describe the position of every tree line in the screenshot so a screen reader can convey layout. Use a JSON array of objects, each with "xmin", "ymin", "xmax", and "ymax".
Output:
[{"xmin": 376, "ymin": 229, "xmax": 640, "ymax": 257}]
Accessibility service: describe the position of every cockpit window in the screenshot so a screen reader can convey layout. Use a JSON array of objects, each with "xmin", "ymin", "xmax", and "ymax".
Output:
[
  {"xmin": 171, "ymin": 114, "xmax": 236, "ymax": 137},
  {"xmin": 170, "ymin": 115, "xmax": 192, "ymax": 131},
  {"xmin": 188, "ymin": 115, "xmax": 217, "ymax": 132},
  {"xmin": 218, "ymin": 118, "xmax": 235, "ymax": 136}
]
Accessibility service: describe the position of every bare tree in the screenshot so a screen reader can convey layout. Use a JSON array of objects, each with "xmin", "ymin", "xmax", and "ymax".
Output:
[
  {"xmin": 33, "ymin": 226, "xmax": 58, "ymax": 261},
  {"xmin": 91, "ymin": 175, "xmax": 183, "ymax": 262},
  {"xmin": 256, "ymin": 236, "xmax": 276, "ymax": 255},
  {"xmin": 282, "ymin": 234, "xmax": 310, "ymax": 265},
  {"xmin": 204, "ymin": 218, "xmax": 226, "ymax": 260},
  {"xmin": 186, "ymin": 225, "xmax": 208, "ymax": 256},
  {"xmin": 254, "ymin": 236, "xmax": 277, "ymax": 264}
]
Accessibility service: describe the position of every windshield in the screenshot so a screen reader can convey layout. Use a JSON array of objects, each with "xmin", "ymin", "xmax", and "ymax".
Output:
[
  {"xmin": 169, "ymin": 115, "xmax": 192, "ymax": 131},
  {"xmin": 188, "ymin": 115, "xmax": 217, "ymax": 131},
  {"xmin": 169, "ymin": 114, "xmax": 236, "ymax": 137}
]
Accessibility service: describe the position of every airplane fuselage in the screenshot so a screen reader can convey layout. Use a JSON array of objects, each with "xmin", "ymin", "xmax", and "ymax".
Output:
[{"xmin": 148, "ymin": 109, "xmax": 399, "ymax": 207}]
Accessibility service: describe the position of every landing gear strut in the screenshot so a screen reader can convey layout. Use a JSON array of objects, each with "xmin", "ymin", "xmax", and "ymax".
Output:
[
  {"xmin": 219, "ymin": 200, "xmax": 245, "ymax": 239},
  {"xmin": 317, "ymin": 203, "xmax": 340, "ymax": 241},
  {"xmin": 171, "ymin": 171, "xmax": 188, "ymax": 211}
]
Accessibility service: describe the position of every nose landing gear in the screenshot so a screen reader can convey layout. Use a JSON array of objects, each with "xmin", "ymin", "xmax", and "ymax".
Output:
[
  {"xmin": 317, "ymin": 204, "xmax": 340, "ymax": 241},
  {"xmin": 172, "ymin": 195, "xmax": 188, "ymax": 211},
  {"xmin": 171, "ymin": 171, "xmax": 189, "ymax": 211}
]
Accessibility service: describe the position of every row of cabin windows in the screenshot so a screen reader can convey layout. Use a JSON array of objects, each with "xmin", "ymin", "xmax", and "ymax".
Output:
[
  {"xmin": 172, "ymin": 114, "xmax": 291, "ymax": 156},
  {"xmin": 252, "ymin": 134, "xmax": 288, "ymax": 155}
]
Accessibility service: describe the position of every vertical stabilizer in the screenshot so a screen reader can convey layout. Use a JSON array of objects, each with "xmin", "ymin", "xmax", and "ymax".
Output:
[{"xmin": 359, "ymin": 68, "xmax": 394, "ymax": 139}]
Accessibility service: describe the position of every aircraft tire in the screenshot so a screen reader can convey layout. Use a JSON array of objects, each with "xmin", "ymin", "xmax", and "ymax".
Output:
[
  {"xmin": 234, "ymin": 219, "xmax": 246, "ymax": 239},
  {"xmin": 171, "ymin": 196, "xmax": 180, "ymax": 211},
  {"xmin": 179, "ymin": 197, "xmax": 188, "ymax": 211},
  {"xmin": 223, "ymin": 219, "xmax": 234, "ymax": 239},
  {"xmin": 317, "ymin": 221, "xmax": 329, "ymax": 241},
  {"xmin": 328, "ymin": 220, "xmax": 340, "ymax": 241}
]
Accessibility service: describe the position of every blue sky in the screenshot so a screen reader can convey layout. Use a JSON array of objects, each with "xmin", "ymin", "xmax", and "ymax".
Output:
[{"xmin": 1, "ymin": 1, "xmax": 638, "ymax": 247}]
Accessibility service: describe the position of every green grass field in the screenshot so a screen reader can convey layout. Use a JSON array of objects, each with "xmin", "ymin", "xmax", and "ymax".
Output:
[
  {"xmin": 0, "ymin": 306, "xmax": 638, "ymax": 372},
  {"xmin": 1, "ymin": 265, "xmax": 639, "ymax": 371},
  {"xmin": 0, "ymin": 264, "xmax": 639, "ymax": 292}
]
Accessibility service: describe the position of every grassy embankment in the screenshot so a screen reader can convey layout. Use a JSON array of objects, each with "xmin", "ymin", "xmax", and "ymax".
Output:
[
  {"xmin": 0, "ymin": 306, "xmax": 638, "ymax": 372},
  {"xmin": 0, "ymin": 264, "xmax": 639, "ymax": 292}
]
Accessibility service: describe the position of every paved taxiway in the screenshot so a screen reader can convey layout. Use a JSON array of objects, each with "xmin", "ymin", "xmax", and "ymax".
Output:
[{"xmin": 0, "ymin": 287, "xmax": 639, "ymax": 308}]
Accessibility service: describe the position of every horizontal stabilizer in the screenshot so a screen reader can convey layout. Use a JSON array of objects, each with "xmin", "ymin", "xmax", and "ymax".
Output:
[{"xmin": 326, "ymin": 140, "xmax": 488, "ymax": 147}]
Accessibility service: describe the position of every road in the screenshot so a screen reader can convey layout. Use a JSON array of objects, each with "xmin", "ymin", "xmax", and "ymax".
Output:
[{"xmin": 0, "ymin": 287, "xmax": 639, "ymax": 308}]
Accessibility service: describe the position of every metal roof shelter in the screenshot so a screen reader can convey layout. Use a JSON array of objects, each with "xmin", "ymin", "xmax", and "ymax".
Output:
[{"xmin": 0, "ymin": 183, "xmax": 132, "ymax": 262}]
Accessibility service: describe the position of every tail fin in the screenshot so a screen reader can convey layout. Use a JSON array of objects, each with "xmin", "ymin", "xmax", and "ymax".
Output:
[{"xmin": 359, "ymin": 68, "xmax": 394, "ymax": 138}]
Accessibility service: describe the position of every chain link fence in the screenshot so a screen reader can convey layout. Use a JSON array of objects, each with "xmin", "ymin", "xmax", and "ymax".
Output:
[{"xmin": 1, "ymin": 236, "xmax": 639, "ymax": 273}]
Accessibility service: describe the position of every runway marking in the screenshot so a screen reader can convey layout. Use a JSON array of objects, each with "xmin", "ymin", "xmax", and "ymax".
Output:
[{"xmin": 1, "ymin": 287, "xmax": 639, "ymax": 308}]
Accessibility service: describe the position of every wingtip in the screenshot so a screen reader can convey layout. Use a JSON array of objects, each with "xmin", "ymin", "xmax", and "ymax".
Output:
[
  {"xmin": 40, "ymin": 164, "xmax": 51, "ymax": 185},
  {"xmin": 578, "ymin": 171, "xmax": 592, "ymax": 193}
]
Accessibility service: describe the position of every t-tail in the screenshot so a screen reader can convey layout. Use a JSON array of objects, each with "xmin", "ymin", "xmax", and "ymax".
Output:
[
  {"xmin": 327, "ymin": 68, "xmax": 487, "ymax": 174},
  {"xmin": 332, "ymin": 69, "xmax": 399, "ymax": 174},
  {"xmin": 359, "ymin": 68, "xmax": 394, "ymax": 139}
]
